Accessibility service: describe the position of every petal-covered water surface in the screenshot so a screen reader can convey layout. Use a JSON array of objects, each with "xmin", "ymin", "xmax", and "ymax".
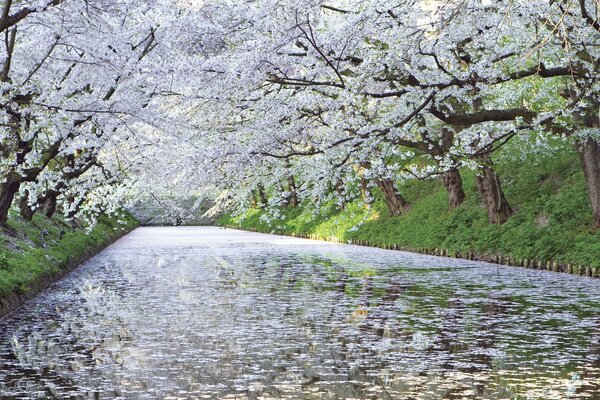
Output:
[{"xmin": 1, "ymin": 227, "xmax": 600, "ymax": 399}]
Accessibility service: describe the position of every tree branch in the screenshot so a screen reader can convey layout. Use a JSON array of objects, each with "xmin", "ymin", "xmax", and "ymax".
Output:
[
  {"xmin": 430, "ymin": 106, "xmax": 537, "ymax": 125},
  {"xmin": 0, "ymin": 0, "xmax": 63, "ymax": 33}
]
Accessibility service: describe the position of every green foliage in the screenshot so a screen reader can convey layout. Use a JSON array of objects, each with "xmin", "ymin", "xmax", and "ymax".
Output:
[
  {"xmin": 219, "ymin": 145, "xmax": 600, "ymax": 268},
  {"xmin": 0, "ymin": 212, "xmax": 138, "ymax": 298}
]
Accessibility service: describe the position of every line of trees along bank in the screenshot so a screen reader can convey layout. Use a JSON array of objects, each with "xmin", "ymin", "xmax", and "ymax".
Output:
[
  {"xmin": 1, "ymin": 1, "xmax": 598, "ymax": 231},
  {"xmin": 0, "ymin": 1, "xmax": 186, "ymax": 227},
  {"xmin": 195, "ymin": 1, "xmax": 599, "ymax": 231},
  {"xmin": 1, "ymin": 2, "xmax": 127, "ymax": 226},
  {"xmin": 222, "ymin": 146, "xmax": 600, "ymax": 272}
]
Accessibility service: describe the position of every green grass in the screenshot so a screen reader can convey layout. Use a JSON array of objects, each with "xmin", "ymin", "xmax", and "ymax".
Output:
[
  {"xmin": 0, "ymin": 211, "xmax": 138, "ymax": 299},
  {"xmin": 218, "ymin": 145, "xmax": 600, "ymax": 268}
]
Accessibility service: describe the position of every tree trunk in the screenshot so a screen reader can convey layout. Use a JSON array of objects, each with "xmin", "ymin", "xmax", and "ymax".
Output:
[
  {"xmin": 475, "ymin": 165, "xmax": 513, "ymax": 224},
  {"xmin": 19, "ymin": 191, "xmax": 35, "ymax": 221},
  {"xmin": 287, "ymin": 176, "xmax": 299, "ymax": 208},
  {"xmin": 0, "ymin": 176, "xmax": 21, "ymax": 226},
  {"xmin": 334, "ymin": 180, "xmax": 346, "ymax": 210},
  {"xmin": 578, "ymin": 137, "xmax": 600, "ymax": 230},
  {"xmin": 443, "ymin": 168, "xmax": 466, "ymax": 210},
  {"xmin": 257, "ymin": 184, "xmax": 267, "ymax": 208},
  {"xmin": 41, "ymin": 191, "xmax": 59, "ymax": 218},
  {"xmin": 377, "ymin": 178, "xmax": 409, "ymax": 216}
]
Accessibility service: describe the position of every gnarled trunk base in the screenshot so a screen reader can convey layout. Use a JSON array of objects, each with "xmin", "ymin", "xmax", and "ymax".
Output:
[
  {"xmin": 19, "ymin": 192, "xmax": 35, "ymax": 221},
  {"xmin": 0, "ymin": 177, "xmax": 21, "ymax": 226},
  {"xmin": 443, "ymin": 168, "xmax": 466, "ymax": 210},
  {"xmin": 476, "ymin": 165, "xmax": 512, "ymax": 225},
  {"xmin": 377, "ymin": 178, "xmax": 408, "ymax": 217},
  {"xmin": 578, "ymin": 138, "xmax": 600, "ymax": 230},
  {"xmin": 41, "ymin": 192, "xmax": 59, "ymax": 219}
]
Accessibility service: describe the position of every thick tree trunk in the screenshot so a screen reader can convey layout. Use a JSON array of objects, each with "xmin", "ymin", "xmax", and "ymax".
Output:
[
  {"xmin": 287, "ymin": 176, "xmax": 299, "ymax": 208},
  {"xmin": 578, "ymin": 138, "xmax": 600, "ymax": 230},
  {"xmin": 377, "ymin": 178, "xmax": 409, "ymax": 216},
  {"xmin": 18, "ymin": 191, "xmax": 35, "ymax": 221},
  {"xmin": 0, "ymin": 176, "xmax": 21, "ymax": 226},
  {"xmin": 475, "ymin": 165, "xmax": 513, "ymax": 225},
  {"xmin": 41, "ymin": 191, "xmax": 59, "ymax": 218},
  {"xmin": 443, "ymin": 168, "xmax": 466, "ymax": 210}
]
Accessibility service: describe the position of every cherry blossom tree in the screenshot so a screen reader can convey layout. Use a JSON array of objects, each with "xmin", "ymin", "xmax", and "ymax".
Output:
[
  {"xmin": 185, "ymin": 0, "xmax": 596, "ymax": 225},
  {"xmin": 1, "ymin": 0, "xmax": 598, "ymax": 229}
]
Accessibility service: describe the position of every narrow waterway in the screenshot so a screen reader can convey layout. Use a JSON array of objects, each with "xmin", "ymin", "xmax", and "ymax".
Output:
[{"xmin": 1, "ymin": 227, "xmax": 600, "ymax": 399}]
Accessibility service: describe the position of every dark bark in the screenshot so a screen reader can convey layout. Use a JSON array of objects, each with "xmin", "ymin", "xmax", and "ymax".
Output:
[
  {"xmin": 578, "ymin": 138, "xmax": 600, "ymax": 230},
  {"xmin": 570, "ymin": 94, "xmax": 600, "ymax": 229},
  {"xmin": 443, "ymin": 168, "xmax": 466, "ymax": 209},
  {"xmin": 430, "ymin": 106, "xmax": 536, "ymax": 126},
  {"xmin": 18, "ymin": 190, "xmax": 35, "ymax": 221},
  {"xmin": 396, "ymin": 127, "xmax": 465, "ymax": 211},
  {"xmin": 334, "ymin": 180, "xmax": 347, "ymax": 210},
  {"xmin": 287, "ymin": 176, "xmax": 299, "ymax": 208},
  {"xmin": 0, "ymin": 175, "xmax": 20, "ymax": 226},
  {"xmin": 1, "ymin": 136, "xmax": 64, "ymax": 219},
  {"xmin": 41, "ymin": 190, "xmax": 59, "ymax": 218},
  {"xmin": 1, "ymin": 27, "xmax": 16, "ymax": 82},
  {"xmin": 257, "ymin": 183, "xmax": 267, "ymax": 207},
  {"xmin": 475, "ymin": 164, "xmax": 513, "ymax": 225},
  {"xmin": 0, "ymin": 0, "xmax": 63, "ymax": 34},
  {"xmin": 377, "ymin": 178, "xmax": 409, "ymax": 216}
]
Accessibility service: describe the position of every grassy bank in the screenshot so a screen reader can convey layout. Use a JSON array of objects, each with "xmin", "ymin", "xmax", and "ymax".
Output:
[
  {"xmin": 0, "ymin": 212, "xmax": 138, "ymax": 317},
  {"xmin": 218, "ymin": 146, "xmax": 600, "ymax": 274}
]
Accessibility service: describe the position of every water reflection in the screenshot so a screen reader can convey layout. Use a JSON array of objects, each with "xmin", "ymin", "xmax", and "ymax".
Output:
[{"xmin": 1, "ymin": 227, "xmax": 600, "ymax": 399}]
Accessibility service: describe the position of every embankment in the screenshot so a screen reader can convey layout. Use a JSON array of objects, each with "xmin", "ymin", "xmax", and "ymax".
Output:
[
  {"xmin": 218, "ymin": 148, "xmax": 600, "ymax": 278},
  {"xmin": 0, "ymin": 212, "xmax": 138, "ymax": 318}
]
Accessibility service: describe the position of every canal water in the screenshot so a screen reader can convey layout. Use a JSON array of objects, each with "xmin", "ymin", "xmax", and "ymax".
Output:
[{"xmin": 1, "ymin": 227, "xmax": 600, "ymax": 399}]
